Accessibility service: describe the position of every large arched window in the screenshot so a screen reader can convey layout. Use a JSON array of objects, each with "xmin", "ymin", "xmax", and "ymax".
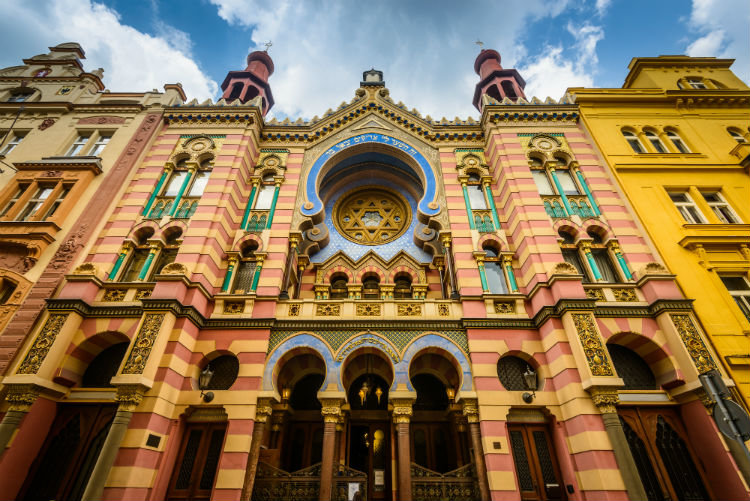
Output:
[
  {"xmin": 81, "ymin": 342, "xmax": 129, "ymax": 387},
  {"xmin": 607, "ymin": 344, "xmax": 657, "ymax": 390}
]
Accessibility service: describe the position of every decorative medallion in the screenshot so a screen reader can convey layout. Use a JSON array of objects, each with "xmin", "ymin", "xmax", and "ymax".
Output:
[
  {"xmin": 571, "ymin": 313, "xmax": 614, "ymax": 376},
  {"xmin": 135, "ymin": 288, "xmax": 153, "ymax": 300},
  {"xmin": 397, "ymin": 303, "xmax": 422, "ymax": 316},
  {"xmin": 356, "ymin": 303, "xmax": 381, "ymax": 316},
  {"xmin": 669, "ymin": 313, "xmax": 716, "ymax": 374},
  {"xmin": 121, "ymin": 314, "xmax": 166, "ymax": 374},
  {"xmin": 316, "ymin": 303, "xmax": 341, "ymax": 316},
  {"xmin": 612, "ymin": 288, "xmax": 637, "ymax": 302},
  {"xmin": 335, "ymin": 335, "xmax": 399, "ymax": 363},
  {"xmin": 17, "ymin": 314, "xmax": 69, "ymax": 374},
  {"xmin": 288, "ymin": 303, "xmax": 301, "ymax": 316},
  {"xmin": 333, "ymin": 186, "xmax": 411, "ymax": 245}
]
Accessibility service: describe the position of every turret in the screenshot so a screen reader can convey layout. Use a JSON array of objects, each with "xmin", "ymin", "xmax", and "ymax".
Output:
[
  {"xmin": 220, "ymin": 50, "xmax": 275, "ymax": 116},
  {"xmin": 472, "ymin": 49, "xmax": 526, "ymax": 112}
]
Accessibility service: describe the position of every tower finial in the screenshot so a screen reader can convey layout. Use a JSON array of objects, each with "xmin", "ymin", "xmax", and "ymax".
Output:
[
  {"xmin": 475, "ymin": 39, "xmax": 484, "ymax": 50},
  {"xmin": 263, "ymin": 41, "xmax": 273, "ymax": 52}
]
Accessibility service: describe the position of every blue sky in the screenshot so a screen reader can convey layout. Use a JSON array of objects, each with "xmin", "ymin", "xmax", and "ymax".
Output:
[{"xmin": 1, "ymin": 0, "xmax": 748, "ymax": 120}]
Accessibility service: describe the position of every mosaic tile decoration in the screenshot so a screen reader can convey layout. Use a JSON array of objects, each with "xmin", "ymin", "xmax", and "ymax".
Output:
[
  {"xmin": 267, "ymin": 329, "xmax": 468, "ymax": 355},
  {"xmin": 312, "ymin": 176, "xmax": 432, "ymax": 264}
]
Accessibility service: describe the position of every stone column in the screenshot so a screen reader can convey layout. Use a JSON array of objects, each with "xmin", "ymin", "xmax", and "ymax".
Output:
[
  {"xmin": 241, "ymin": 400, "xmax": 274, "ymax": 501},
  {"xmin": 589, "ymin": 387, "xmax": 648, "ymax": 501},
  {"xmin": 441, "ymin": 234, "xmax": 460, "ymax": 300},
  {"xmin": 334, "ymin": 412, "xmax": 346, "ymax": 468},
  {"xmin": 82, "ymin": 384, "xmax": 145, "ymax": 501},
  {"xmin": 463, "ymin": 399, "xmax": 490, "ymax": 501},
  {"xmin": 279, "ymin": 235, "xmax": 299, "ymax": 300},
  {"xmin": 319, "ymin": 399, "xmax": 343, "ymax": 501},
  {"xmin": 0, "ymin": 384, "xmax": 39, "ymax": 457},
  {"xmin": 392, "ymin": 399, "xmax": 413, "ymax": 501}
]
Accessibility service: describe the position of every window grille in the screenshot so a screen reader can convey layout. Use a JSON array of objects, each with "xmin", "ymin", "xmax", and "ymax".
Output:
[
  {"xmin": 497, "ymin": 356, "xmax": 533, "ymax": 391},
  {"xmin": 607, "ymin": 344, "xmax": 657, "ymax": 390},
  {"xmin": 204, "ymin": 355, "xmax": 240, "ymax": 390}
]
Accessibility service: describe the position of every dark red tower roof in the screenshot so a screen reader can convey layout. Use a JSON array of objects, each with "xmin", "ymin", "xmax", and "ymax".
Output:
[
  {"xmin": 472, "ymin": 49, "xmax": 526, "ymax": 112},
  {"xmin": 221, "ymin": 50, "xmax": 275, "ymax": 116}
]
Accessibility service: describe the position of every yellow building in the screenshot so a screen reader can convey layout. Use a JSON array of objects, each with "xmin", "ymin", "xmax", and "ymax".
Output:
[{"xmin": 573, "ymin": 56, "xmax": 750, "ymax": 405}]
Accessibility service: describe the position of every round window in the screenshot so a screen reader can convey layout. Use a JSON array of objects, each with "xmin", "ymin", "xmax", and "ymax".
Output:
[{"xmin": 333, "ymin": 186, "xmax": 411, "ymax": 245}]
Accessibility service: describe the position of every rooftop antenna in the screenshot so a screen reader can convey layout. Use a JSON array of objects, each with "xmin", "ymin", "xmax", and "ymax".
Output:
[
  {"xmin": 263, "ymin": 41, "xmax": 273, "ymax": 52},
  {"xmin": 475, "ymin": 39, "xmax": 484, "ymax": 50}
]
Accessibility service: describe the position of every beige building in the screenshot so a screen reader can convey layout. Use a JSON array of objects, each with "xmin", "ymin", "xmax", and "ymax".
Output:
[{"xmin": 0, "ymin": 42, "xmax": 185, "ymax": 374}]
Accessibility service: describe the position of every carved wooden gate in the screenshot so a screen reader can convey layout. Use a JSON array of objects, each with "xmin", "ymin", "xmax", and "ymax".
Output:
[
  {"xmin": 410, "ymin": 462, "xmax": 479, "ymax": 501},
  {"xmin": 252, "ymin": 462, "xmax": 367, "ymax": 501}
]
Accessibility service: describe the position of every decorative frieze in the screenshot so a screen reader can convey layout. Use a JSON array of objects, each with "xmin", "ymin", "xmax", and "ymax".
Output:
[
  {"xmin": 438, "ymin": 303, "xmax": 451, "ymax": 316},
  {"xmin": 585, "ymin": 288, "xmax": 605, "ymax": 301},
  {"xmin": 103, "ymin": 289, "xmax": 127, "ymax": 302},
  {"xmin": 356, "ymin": 303, "xmax": 381, "ymax": 316},
  {"xmin": 121, "ymin": 314, "xmax": 166, "ymax": 374},
  {"xmin": 571, "ymin": 313, "xmax": 614, "ymax": 376},
  {"xmin": 493, "ymin": 301, "xmax": 515, "ymax": 314},
  {"xmin": 224, "ymin": 301, "xmax": 244, "ymax": 314},
  {"xmin": 612, "ymin": 288, "xmax": 637, "ymax": 302},
  {"xmin": 397, "ymin": 303, "xmax": 421, "ymax": 316},
  {"xmin": 17, "ymin": 314, "xmax": 69, "ymax": 374},
  {"xmin": 669, "ymin": 313, "xmax": 716, "ymax": 374},
  {"xmin": 316, "ymin": 303, "xmax": 341, "ymax": 316},
  {"xmin": 288, "ymin": 303, "xmax": 301, "ymax": 316}
]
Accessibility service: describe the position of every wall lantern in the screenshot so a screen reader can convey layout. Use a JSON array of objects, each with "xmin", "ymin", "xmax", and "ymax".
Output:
[
  {"xmin": 522, "ymin": 367, "xmax": 538, "ymax": 404},
  {"xmin": 199, "ymin": 364, "xmax": 215, "ymax": 403},
  {"xmin": 282, "ymin": 387, "xmax": 291, "ymax": 402},
  {"xmin": 446, "ymin": 387, "xmax": 456, "ymax": 401}
]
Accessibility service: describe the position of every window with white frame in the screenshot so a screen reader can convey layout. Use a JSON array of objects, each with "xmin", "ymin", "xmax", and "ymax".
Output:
[
  {"xmin": 686, "ymin": 78, "xmax": 707, "ymax": 89},
  {"xmin": 0, "ymin": 131, "xmax": 26, "ymax": 155},
  {"xmin": 88, "ymin": 133, "xmax": 112, "ymax": 156},
  {"xmin": 701, "ymin": 191, "xmax": 741, "ymax": 224},
  {"xmin": 0, "ymin": 183, "xmax": 29, "ymax": 217},
  {"xmin": 728, "ymin": 128, "xmax": 748, "ymax": 144},
  {"xmin": 644, "ymin": 131, "xmax": 666, "ymax": 153},
  {"xmin": 466, "ymin": 172, "xmax": 487, "ymax": 209},
  {"xmin": 66, "ymin": 133, "xmax": 92, "ymax": 156},
  {"xmin": 16, "ymin": 186, "xmax": 55, "ymax": 221},
  {"xmin": 666, "ymin": 131, "xmax": 690, "ymax": 153},
  {"xmin": 668, "ymin": 192, "xmax": 706, "ymax": 224},
  {"xmin": 253, "ymin": 173, "xmax": 276, "ymax": 210},
  {"xmin": 622, "ymin": 130, "xmax": 645, "ymax": 153},
  {"xmin": 531, "ymin": 169, "xmax": 555, "ymax": 195},
  {"xmin": 483, "ymin": 245, "xmax": 509, "ymax": 294},
  {"xmin": 719, "ymin": 276, "xmax": 750, "ymax": 322}
]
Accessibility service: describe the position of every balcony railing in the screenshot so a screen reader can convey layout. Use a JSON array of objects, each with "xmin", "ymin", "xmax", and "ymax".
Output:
[
  {"xmin": 246, "ymin": 210, "xmax": 269, "ymax": 232},
  {"xmin": 542, "ymin": 195, "xmax": 595, "ymax": 219},
  {"xmin": 411, "ymin": 462, "xmax": 479, "ymax": 501},
  {"xmin": 472, "ymin": 210, "xmax": 494, "ymax": 233},
  {"xmin": 252, "ymin": 462, "xmax": 321, "ymax": 501},
  {"xmin": 146, "ymin": 197, "xmax": 199, "ymax": 219}
]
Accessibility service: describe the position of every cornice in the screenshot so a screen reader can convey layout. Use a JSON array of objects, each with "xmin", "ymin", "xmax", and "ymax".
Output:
[{"xmin": 44, "ymin": 297, "xmax": 696, "ymax": 330}]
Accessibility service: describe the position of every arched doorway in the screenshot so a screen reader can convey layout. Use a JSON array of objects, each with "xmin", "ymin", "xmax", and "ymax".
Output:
[{"xmin": 343, "ymin": 349, "xmax": 394, "ymax": 501}]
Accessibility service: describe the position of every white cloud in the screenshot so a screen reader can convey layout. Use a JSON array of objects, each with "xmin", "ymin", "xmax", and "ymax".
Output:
[
  {"xmin": 594, "ymin": 0, "xmax": 612, "ymax": 17},
  {"xmin": 207, "ymin": 0, "xmax": 578, "ymax": 119},
  {"xmin": 0, "ymin": 0, "xmax": 218, "ymax": 100},
  {"xmin": 685, "ymin": 0, "xmax": 750, "ymax": 83},
  {"xmin": 518, "ymin": 22, "xmax": 604, "ymax": 99}
]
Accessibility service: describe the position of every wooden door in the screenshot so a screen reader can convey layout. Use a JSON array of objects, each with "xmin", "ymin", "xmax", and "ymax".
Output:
[
  {"xmin": 20, "ymin": 404, "xmax": 117, "ymax": 501},
  {"xmin": 350, "ymin": 422, "xmax": 390, "ymax": 501},
  {"xmin": 618, "ymin": 407, "xmax": 712, "ymax": 501},
  {"xmin": 507, "ymin": 424, "xmax": 566, "ymax": 501},
  {"xmin": 166, "ymin": 422, "xmax": 227, "ymax": 501},
  {"xmin": 411, "ymin": 422, "xmax": 455, "ymax": 473},
  {"xmin": 283, "ymin": 421, "xmax": 323, "ymax": 472}
]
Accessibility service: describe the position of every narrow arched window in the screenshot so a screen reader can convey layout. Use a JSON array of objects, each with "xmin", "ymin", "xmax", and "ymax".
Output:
[
  {"xmin": 644, "ymin": 131, "xmax": 666, "ymax": 153},
  {"xmin": 622, "ymin": 130, "xmax": 645, "ymax": 153},
  {"xmin": 362, "ymin": 275, "xmax": 380, "ymax": 299},
  {"xmin": 666, "ymin": 131, "xmax": 690, "ymax": 153}
]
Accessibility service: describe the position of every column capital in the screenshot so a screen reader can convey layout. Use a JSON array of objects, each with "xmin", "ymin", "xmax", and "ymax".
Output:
[
  {"xmin": 579, "ymin": 240, "xmax": 592, "ymax": 252},
  {"xmin": 391, "ymin": 398, "xmax": 414, "ymax": 424},
  {"xmin": 114, "ymin": 384, "xmax": 147, "ymax": 412},
  {"xmin": 120, "ymin": 242, "xmax": 133, "ymax": 254},
  {"xmin": 320, "ymin": 398, "xmax": 344, "ymax": 423},
  {"xmin": 607, "ymin": 240, "xmax": 622, "ymax": 253},
  {"xmin": 440, "ymin": 233, "xmax": 453, "ymax": 246},
  {"xmin": 462, "ymin": 398, "xmax": 480, "ymax": 423},
  {"xmin": 254, "ymin": 398, "xmax": 274, "ymax": 423},
  {"xmin": 5, "ymin": 383, "xmax": 40, "ymax": 412},
  {"xmin": 589, "ymin": 386, "xmax": 620, "ymax": 414},
  {"xmin": 501, "ymin": 254, "xmax": 513, "ymax": 267},
  {"xmin": 472, "ymin": 251, "xmax": 486, "ymax": 264}
]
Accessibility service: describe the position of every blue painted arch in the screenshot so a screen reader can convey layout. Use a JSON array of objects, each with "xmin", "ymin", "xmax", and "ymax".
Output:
[
  {"xmin": 400, "ymin": 334, "xmax": 473, "ymax": 392},
  {"xmin": 302, "ymin": 133, "xmax": 440, "ymax": 219},
  {"xmin": 262, "ymin": 334, "xmax": 338, "ymax": 393}
]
